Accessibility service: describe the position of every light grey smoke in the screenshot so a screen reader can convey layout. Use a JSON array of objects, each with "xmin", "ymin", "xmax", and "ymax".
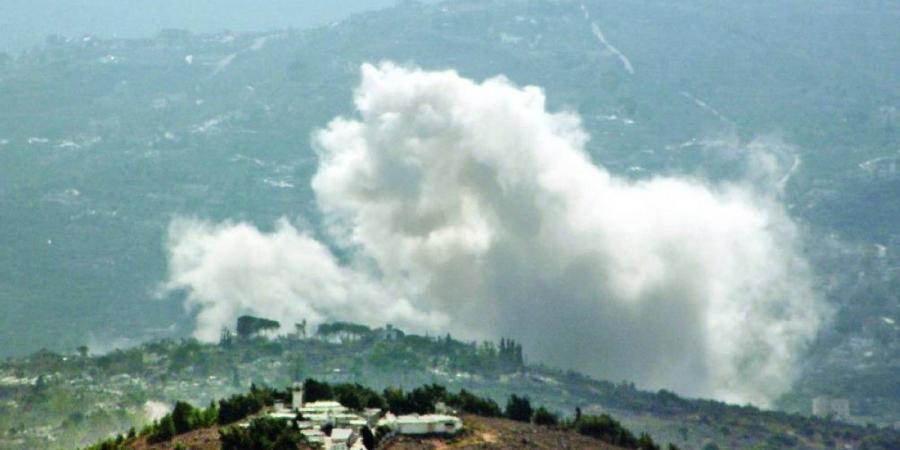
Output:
[
  {"xmin": 164, "ymin": 63, "xmax": 829, "ymax": 406},
  {"xmin": 163, "ymin": 218, "xmax": 447, "ymax": 342}
]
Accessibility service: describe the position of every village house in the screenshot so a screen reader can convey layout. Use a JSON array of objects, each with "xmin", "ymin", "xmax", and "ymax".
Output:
[
  {"xmin": 377, "ymin": 413, "xmax": 463, "ymax": 435},
  {"xmin": 266, "ymin": 385, "xmax": 463, "ymax": 449},
  {"xmin": 812, "ymin": 396, "xmax": 851, "ymax": 421}
]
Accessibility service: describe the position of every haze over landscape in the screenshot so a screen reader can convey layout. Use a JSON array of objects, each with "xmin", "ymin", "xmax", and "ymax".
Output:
[{"xmin": 0, "ymin": 1, "xmax": 898, "ymax": 448}]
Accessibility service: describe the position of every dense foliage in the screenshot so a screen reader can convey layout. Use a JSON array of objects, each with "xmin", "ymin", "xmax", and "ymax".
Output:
[
  {"xmin": 19, "ymin": 323, "xmax": 900, "ymax": 450},
  {"xmin": 219, "ymin": 417, "xmax": 305, "ymax": 450},
  {"xmin": 217, "ymin": 385, "xmax": 276, "ymax": 425},
  {"xmin": 532, "ymin": 406, "xmax": 559, "ymax": 426},
  {"xmin": 505, "ymin": 394, "xmax": 534, "ymax": 422},
  {"xmin": 236, "ymin": 316, "xmax": 281, "ymax": 340},
  {"xmin": 575, "ymin": 414, "xmax": 641, "ymax": 448}
]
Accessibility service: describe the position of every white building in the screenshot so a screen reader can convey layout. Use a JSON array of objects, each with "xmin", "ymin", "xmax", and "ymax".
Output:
[
  {"xmin": 298, "ymin": 401, "xmax": 349, "ymax": 415},
  {"xmin": 330, "ymin": 428, "xmax": 354, "ymax": 450},
  {"xmin": 378, "ymin": 413, "xmax": 463, "ymax": 435},
  {"xmin": 301, "ymin": 429, "xmax": 325, "ymax": 445},
  {"xmin": 812, "ymin": 396, "xmax": 851, "ymax": 421},
  {"xmin": 267, "ymin": 392, "xmax": 462, "ymax": 447}
]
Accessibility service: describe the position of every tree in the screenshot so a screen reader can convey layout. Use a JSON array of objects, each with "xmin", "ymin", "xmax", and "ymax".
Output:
[
  {"xmin": 172, "ymin": 401, "xmax": 195, "ymax": 434},
  {"xmin": 236, "ymin": 315, "xmax": 281, "ymax": 339},
  {"xmin": 220, "ymin": 328, "xmax": 234, "ymax": 348},
  {"xmin": 505, "ymin": 395, "xmax": 533, "ymax": 422},
  {"xmin": 303, "ymin": 378, "xmax": 333, "ymax": 402},
  {"xmin": 637, "ymin": 432, "xmax": 661, "ymax": 450},
  {"xmin": 383, "ymin": 387, "xmax": 413, "ymax": 414},
  {"xmin": 576, "ymin": 414, "xmax": 639, "ymax": 448},
  {"xmin": 295, "ymin": 320, "xmax": 307, "ymax": 339},
  {"xmin": 77, "ymin": 345, "xmax": 89, "ymax": 358},
  {"xmin": 150, "ymin": 415, "xmax": 176, "ymax": 443},
  {"xmin": 361, "ymin": 425, "xmax": 376, "ymax": 450},
  {"xmin": 532, "ymin": 407, "xmax": 558, "ymax": 426},
  {"xmin": 334, "ymin": 383, "xmax": 384, "ymax": 412},
  {"xmin": 220, "ymin": 417, "xmax": 302, "ymax": 450},
  {"xmin": 445, "ymin": 389, "xmax": 502, "ymax": 417},
  {"xmin": 218, "ymin": 391, "xmax": 267, "ymax": 425}
]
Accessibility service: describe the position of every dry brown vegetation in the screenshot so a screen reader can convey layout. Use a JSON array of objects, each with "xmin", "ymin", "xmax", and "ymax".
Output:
[{"xmin": 383, "ymin": 414, "xmax": 624, "ymax": 450}]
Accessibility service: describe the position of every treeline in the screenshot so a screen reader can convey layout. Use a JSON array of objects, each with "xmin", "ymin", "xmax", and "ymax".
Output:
[
  {"xmin": 302, "ymin": 378, "xmax": 502, "ymax": 418},
  {"xmin": 219, "ymin": 417, "xmax": 306, "ymax": 450},
  {"xmin": 81, "ymin": 384, "xmax": 277, "ymax": 450},
  {"xmin": 305, "ymin": 379, "xmax": 675, "ymax": 450},
  {"xmin": 84, "ymin": 378, "xmax": 676, "ymax": 450}
]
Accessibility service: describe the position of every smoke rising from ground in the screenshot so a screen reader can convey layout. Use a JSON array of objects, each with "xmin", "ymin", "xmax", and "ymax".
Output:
[{"xmin": 164, "ymin": 63, "xmax": 829, "ymax": 405}]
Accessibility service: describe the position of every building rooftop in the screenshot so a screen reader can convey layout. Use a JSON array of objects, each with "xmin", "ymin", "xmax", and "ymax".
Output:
[
  {"xmin": 332, "ymin": 428, "xmax": 353, "ymax": 441},
  {"xmin": 393, "ymin": 414, "xmax": 461, "ymax": 424}
]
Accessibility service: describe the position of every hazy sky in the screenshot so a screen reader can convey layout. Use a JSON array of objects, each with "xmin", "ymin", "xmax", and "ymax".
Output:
[{"xmin": 0, "ymin": 0, "xmax": 407, "ymax": 54}]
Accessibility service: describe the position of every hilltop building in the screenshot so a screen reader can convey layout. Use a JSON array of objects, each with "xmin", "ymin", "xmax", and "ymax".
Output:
[
  {"xmin": 265, "ymin": 385, "xmax": 463, "ymax": 449},
  {"xmin": 813, "ymin": 396, "xmax": 851, "ymax": 421},
  {"xmin": 378, "ymin": 413, "xmax": 463, "ymax": 435}
]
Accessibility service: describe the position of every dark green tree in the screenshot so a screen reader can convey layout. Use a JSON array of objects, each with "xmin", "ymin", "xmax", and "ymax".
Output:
[
  {"xmin": 361, "ymin": 425, "xmax": 376, "ymax": 450},
  {"xmin": 638, "ymin": 432, "xmax": 661, "ymax": 450},
  {"xmin": 532, "ymin": 407, "xmax": 559, "ymax": 426},
  {"xmin": 505, "ymin": 395, "xmax": 534, "ymax": 422},
  {"xmin": 237, "ymin": 315, "xmax": 281, "ymax": 339},
  {"xmin": 303, "ymin": 378, "xmax": 334, "ymax": 402},
  {"xmin": 150, "ymin": 415, "xmax": 176, "ymax": 443},
  {"xmin": 220, "ymin": 328, "xmax": 234, "ymax": 348},
  {"xmin": 172, "ymin": 401, "xmax": 195, "ymax": 434},
  {"xmin": 576, "ymin": 414, "xmax": 639, "ymax": 448}
]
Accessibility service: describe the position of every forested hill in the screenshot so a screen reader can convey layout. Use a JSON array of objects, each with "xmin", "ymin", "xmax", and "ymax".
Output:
[{"xmin": 3, "ymin": 321, "xmax": 899, "ymax": 449}]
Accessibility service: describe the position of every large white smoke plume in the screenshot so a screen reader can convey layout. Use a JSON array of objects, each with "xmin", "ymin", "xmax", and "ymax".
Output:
[{"xmin": 164, "ymin": 63, "xmax": 829, "ymax": 406}]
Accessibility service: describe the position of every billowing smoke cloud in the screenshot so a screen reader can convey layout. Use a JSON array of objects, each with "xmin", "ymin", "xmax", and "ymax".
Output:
[
  {"xmin": 164, "ymin": 63, "xmax": 829, "ymax": 406},
  {"xmin": 164, "ymin": 218, "xmax": 446, "ymax": 342}
]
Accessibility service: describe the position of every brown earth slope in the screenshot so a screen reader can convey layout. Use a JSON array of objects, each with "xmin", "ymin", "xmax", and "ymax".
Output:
[
  {"xmin": 383, "ymin": 414, "xmax": 624, "ymax": 450},
  {"xmin": 126, "ymin": 425, "xmax": 224, "ymax": 450},
  {"xmin": 121, "ymin": 414, "xmax": 621, "ymax": 450}
]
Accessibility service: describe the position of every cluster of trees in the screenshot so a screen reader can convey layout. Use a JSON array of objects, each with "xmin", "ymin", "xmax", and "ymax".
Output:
[
  {"xmin": 574, "ymin": 413, "xmax": 667, "ymax": 449},
  {"xmin": 149, "ymin": 386, "xmax": 275, "ymax": 444},
  {"xmin": 302, "ymin": 379, "xmax": 386, "ymax": 410},
  {"xmin": 317, "ymin": 322, "xmax": 372, "ymax": 337},
  {"xmin": 501, "ymin": 395, "xmax": 675, "ymax": 450},
  {"xmin": 498, "ymin": 337, "xmax": 524, "ymax": 371},
  {"xmin": 84, "ymin": 384, "xmax": 279, "ymax": 449},
  {"xmin": 84, "ymin": 377, "xmax": 679, "ymax": 450},
  {"xmin": 236, "ymin": 315, "xmax": 281, "ymax": 339},
  {"xmin": 217, "ymin": 384, "xmax": 276, "ymax": 425},
  {"xmin": 146, "ymin": 400, "xmax": 217, "ymax": 443},
  {"xmin": 219, "ymin": 417, "xmax": 305, "ymax": 450}
]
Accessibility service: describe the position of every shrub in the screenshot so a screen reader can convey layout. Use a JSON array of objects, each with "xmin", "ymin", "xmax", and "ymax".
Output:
[
  {"xmin": 576, "ymin": 414, "xmax": 639, "ymax": 448},
  {"xmin": 532, "ymin": 407, "xmax": 559, "ymax": 426},
  {"xmin": 220, "ymin": 417, "xmax": 303, "ymax": 450},
  {"xmin": 149, "ymin": 415, "xmax": 176, "ymax": 443},
  {"xmin": 505, "ymin": 395, "xmax": 533, "ymax": 422},
  {"xmin": 445, "ymin": 389, "xmax": 502, "ymax": 417},
  {"xmin": 303, "ymin": 378, "xmax": 334, "ymax": 402}
]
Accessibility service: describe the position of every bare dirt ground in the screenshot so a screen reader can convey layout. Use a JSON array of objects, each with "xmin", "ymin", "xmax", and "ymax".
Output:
[
  {"xmin": 383, "ymin": 414, "xmax": 624, "ymax": 450},
  {"xmin": 127, "ymin": 426, "xmax": 222, "ymax": 450}
]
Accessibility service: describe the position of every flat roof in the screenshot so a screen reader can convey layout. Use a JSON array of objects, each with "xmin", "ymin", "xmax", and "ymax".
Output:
[
  {"xmin": 332, "ymin": 428, "xmax": 353, "ymax": 440},
  {"xmin": 393, "ymin": 414, "xmax": 462, "ymax": 424}
]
